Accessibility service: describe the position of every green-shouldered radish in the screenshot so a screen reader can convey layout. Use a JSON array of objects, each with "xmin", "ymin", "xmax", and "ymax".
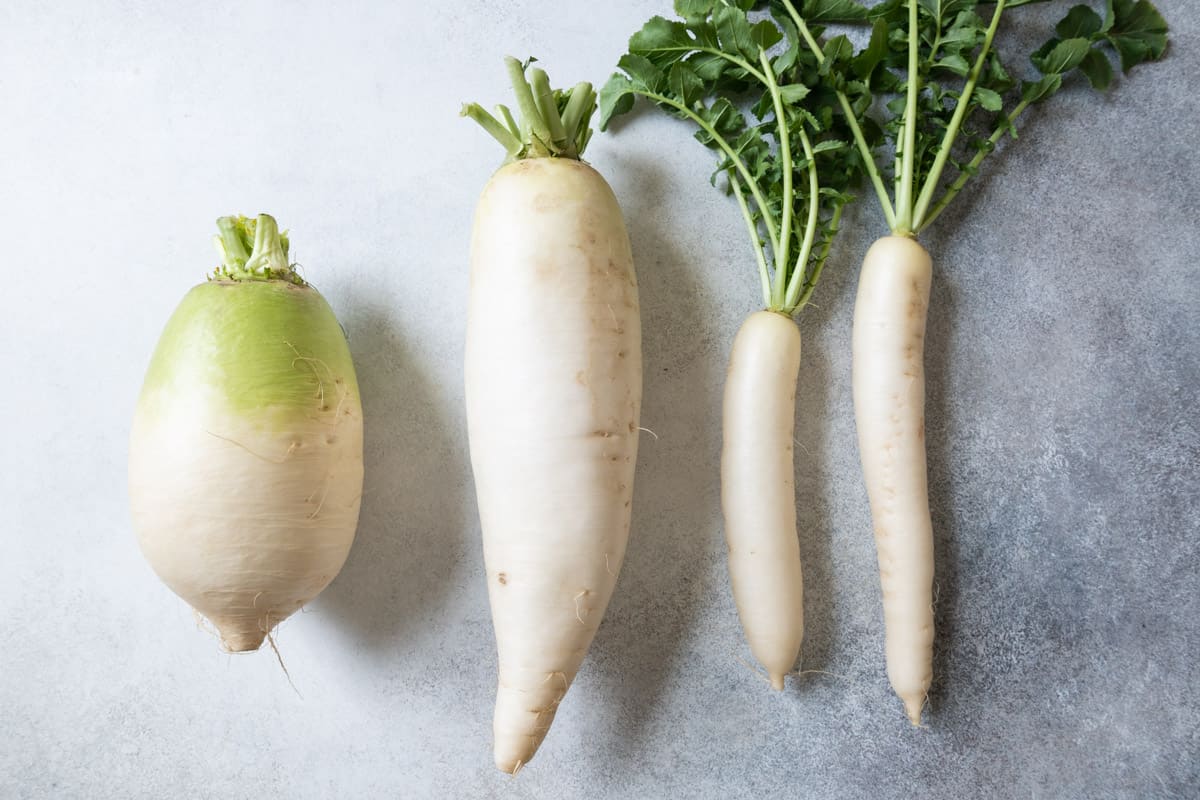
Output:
[
  {"xmin": 463, "ymin": 58, "xmax": 641, "ymax": 774},
  {"xmin": 129, "ymin": 214, "xmax": 363, "ymax": 653}
]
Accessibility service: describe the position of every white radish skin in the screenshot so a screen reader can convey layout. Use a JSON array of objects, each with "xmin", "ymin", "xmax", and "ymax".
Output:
[
  {"xmin": 852, "ymin": 235, "xmax": 935, "ymax": 725},
  {"xmin": 130, "ymin": 408, "xmax": 362, "ymax": 650},
  {"xmin": 466, "ymin": 158, "xmax": 641, "ymax": 773},
  {"xmin": 721, "ymin": 311, "xmax": 804, "ymax": 690}
]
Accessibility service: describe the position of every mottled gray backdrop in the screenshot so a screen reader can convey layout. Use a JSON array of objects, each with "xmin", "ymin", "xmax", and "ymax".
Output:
[{"xmin": 1, "ymin": 1, "xmax": 1195, "ymax": 798}]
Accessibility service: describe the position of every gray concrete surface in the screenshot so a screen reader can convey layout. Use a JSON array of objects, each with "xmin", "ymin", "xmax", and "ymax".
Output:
[{"xmin": 1, "ymin": 1, "xmax": 1196, "ymax": 797}]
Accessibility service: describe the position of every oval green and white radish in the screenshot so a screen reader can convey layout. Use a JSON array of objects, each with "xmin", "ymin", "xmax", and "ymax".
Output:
[
  {"xmin": 130, "ymin": 214, "xmax": 363, "ymax": 653},
  {"xmin": 781, "ymin": 0, "xmax": 1169, "ymax": 723},
  {"xmin": 603, "ymin": 7, "xmax": 858, "ymax": 690},
  {"xmin": 463, "ymin": 59, "xmax": 641, "ymax": 774}
]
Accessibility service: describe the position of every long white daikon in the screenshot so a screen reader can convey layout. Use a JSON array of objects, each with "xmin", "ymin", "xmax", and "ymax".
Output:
[
  {"xmin": 462, "ymin": 59, "xmax": 641, "ymax": 773},
  {"xmin": 602, "ymin": 6, "xmax": 857, "ymax": 690},
  {"xmin": 129, "ymin": 214, "xmax": 363, "ymax": 653},
  {"xmin": 781, "ymin": 0, "xmax": 1169, "ymax": 723}
]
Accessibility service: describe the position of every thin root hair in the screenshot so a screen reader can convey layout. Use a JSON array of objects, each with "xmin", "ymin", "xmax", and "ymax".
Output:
[
  {"xmin": 734, "ymin": 654, "xmax": 775, "ymax": 688},
  {"xmin": 265, "ymin": 626, "xmax": 302, "ymax": 699},
  {"xmin": 204, "ymin": 429, "xmax": 290, "ymax": 463}
]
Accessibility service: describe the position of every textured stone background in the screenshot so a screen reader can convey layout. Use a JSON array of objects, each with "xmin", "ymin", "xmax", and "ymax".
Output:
[{"xmin": 2, "ymin": 1, "xmax": 1196, "ymax": 798}]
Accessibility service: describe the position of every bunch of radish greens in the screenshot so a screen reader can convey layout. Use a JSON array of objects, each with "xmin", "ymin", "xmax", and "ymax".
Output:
[{"xmin": 604, "ymin": 0, "xmax": 1167, "ymax": 725}]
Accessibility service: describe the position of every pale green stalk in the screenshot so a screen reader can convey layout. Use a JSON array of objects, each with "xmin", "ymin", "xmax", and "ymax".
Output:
[
  {"xmin": 731, "ymin": 175, "xmax": 773, "ymax": 308},
  {"xmin": 893, "ymin": 0, "xmax": 921, "ymax": 234},
  {"xmin": 919, "ymin": 97, "xmax": 1029, "ymax": 231},
  {"xmin": 782, "ymin": 0, "xmax": 896, "ymax": 228},
  {"xmin": 626, "ymin": 88, "xmax": 782, "ymax": 262},
  {"xmin": 911, "ymin": 0, "xmax": 1008, "ymax": 231},
  {"xmin": 782, "ymin": 126, "xmax": 821, "ymax": 312},
  {"xmin": 759, "ymin": 50, "xmax": 795, "ymax": 307}
]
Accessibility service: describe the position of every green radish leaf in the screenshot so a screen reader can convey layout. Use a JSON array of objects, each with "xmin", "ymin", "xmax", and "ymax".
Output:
[
  {"xmin": 1107, "ymin": 0, "xmax": 1168, "ymax": 71},
  {"xmin": 801, "ymin": 0, "xmax": 870, "ymax": 22},
  {"xmin": 669, "ymin": 62, "xmax": 705, "ymax": 107},
  {"xmin": 1020, "ymin": 73, "xmax": 1063, "ymax": 103},
  {"xmin": 713, "ymin": 5, "xmax": 758, "ymax": 60},
  {"xmin": 675, "ymin": 0, "xmax": 716, "ymax": 23},
  {"xmin": 630, "ymin": 17, "xmax": 699, "ymax": 67},
  {"xmin": 823, "ymin": 34, "xmax": 854, "ymax": 64},
  {"xmin": 752, "ymin": 19, "xmax": 784, "ymax": 52},
  {"xmin": 973, "ymin": 86, "xmax": 1003, "ymax": 112},
  {"xmin": 779, "ymin": 84, "xmax": 811, "ymax": 103},
  {"xmin": 938, "ymin": 12, "xmax": 983, "ymax": 52},
  {"xmin": 932, "ymin": 54, "xmax": 970, "ymax": 76},
  {"xmin": 1056, "ymin": 5, "xmax": 1104, "ymax": 39},
  {"xmin": 688, "ymin": 51, "xmax": 730, "ymax": 82},
  {"xmin": 985, "ymin": 51, "xmax": 1015, "ymax": 92},
  {"xmin": 598, "ymin": 75, "xmax": 636, "ymax": 129},
  {"xmin": 852, "ymin": 18, "xmax": 890, "ymax": 79},
  {"xmin": 810, "ymin": 139, "xmax": 847, "ymax": 154},
  {"xmin": 1078, "ymin": 47, "xmax": 1115, "ymax": 88},
  {"xmin": 1100, "ymin": 0, "xmax": 1117, "ymax": 33},
  {"xmin": 617, "ymin": 53, "xmax": 666, "ymax": 92},
  {"xmin": 693, "ymin": 96, "xmax": 747, "ymax": 146},
  {"xmin": 770, "ymin": 9, "xmax": 803, "ymax": 74},
  {"xmin": 1031, "ymin": 37, "xmax": 1091, "ymax": 74}
]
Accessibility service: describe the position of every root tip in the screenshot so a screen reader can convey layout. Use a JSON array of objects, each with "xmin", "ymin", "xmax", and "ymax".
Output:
[
  {"xmin": 769, "ymin": 673, "xmax": 786, "ymax": 691},
  {"xmin": 495, "ymin": 756, "xmax": 524, "ymax": 776},
  {"xmin": 903, "ymin": 696, "xmax": 925, "ymax": 726},
  {"xmin": 219, "ymin": 630, "xmax": 266, "ymax": 653}
]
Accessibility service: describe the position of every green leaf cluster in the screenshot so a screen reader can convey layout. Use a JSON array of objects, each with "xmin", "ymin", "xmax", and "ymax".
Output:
[
  {"xmin": 601, "ymin": 1, "xmax": 860, "ymax": 314},
  {"xmin": 811, "ymin": 0, "xmax": 1170, "ymax": 233},
  {"xmin": 1033, "ymin": 0, "xmax": 1169, "ymax": 90}
]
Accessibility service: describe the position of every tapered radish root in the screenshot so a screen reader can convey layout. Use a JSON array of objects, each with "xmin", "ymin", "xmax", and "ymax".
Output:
[
  {"xmin": 465, "ymin": 61, "xmax": 641, "ymax": 773},
  {"xmin": 852, "ymin": 235, "xmax": 934, "ymax": 724},
  {"xmin": 722, "ymin": 311, "xmax": 804, "ymax": 689}
]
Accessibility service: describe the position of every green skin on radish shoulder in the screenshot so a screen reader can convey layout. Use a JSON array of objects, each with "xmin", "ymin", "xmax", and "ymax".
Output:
[{"xmin": 137, "ymin": 280, "xmax": 359, "ymax": 429}]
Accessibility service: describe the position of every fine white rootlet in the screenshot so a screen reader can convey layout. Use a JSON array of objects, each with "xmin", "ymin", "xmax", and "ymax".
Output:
[
  {"xmin": 852, "ymin": 235, "xmax": 934, "ymax": 725},
  {"xmin": 464, "ymin": 62, "xmax": 642, "ymax": 773},
  {"xmin": 722, "ymin": 311, "xmax": 805, "ymax": 690},
  {"xmin": 129, "ymin": 215, "xmax": 363, "ymax": 653}
]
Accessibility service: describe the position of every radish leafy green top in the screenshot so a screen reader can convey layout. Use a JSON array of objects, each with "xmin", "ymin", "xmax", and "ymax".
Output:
[
  {"xmin": 601, "ymin": 1, "xmax": 860, "ymax": 315},
  {"xmin": 602, "ymin": 0, "xmax": 1168, "ymax": 281},
  {"xmin": 463, "ymin": 57, "xmax": 598, "ymax": 162},
  {"xmin": 786, "ymin": 0, "xmax": 1169, "ymax": 234}
]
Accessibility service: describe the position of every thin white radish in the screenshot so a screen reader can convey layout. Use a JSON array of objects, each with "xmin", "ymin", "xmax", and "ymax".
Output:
[
  {"xmin": 129, "ymin": 214, "xmax": 363, "ymax": 653},
  {"xmin": 722, "ymin": 311, "xmax": 804, "ymax": 690},
  {"xmin": 851, "ymin": 235, "xmax": 933, "ymax": 724},
  {"xmin": 780, "ymin": 0, "xmax": 1170, "ymax": 723},
  {"xmin": 463, "ymin": 59, "xmax": 641, "ymax": 773},
  {"xmin": 604, "ymin": 8, "xmax": 856, "ymax": 690}
]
